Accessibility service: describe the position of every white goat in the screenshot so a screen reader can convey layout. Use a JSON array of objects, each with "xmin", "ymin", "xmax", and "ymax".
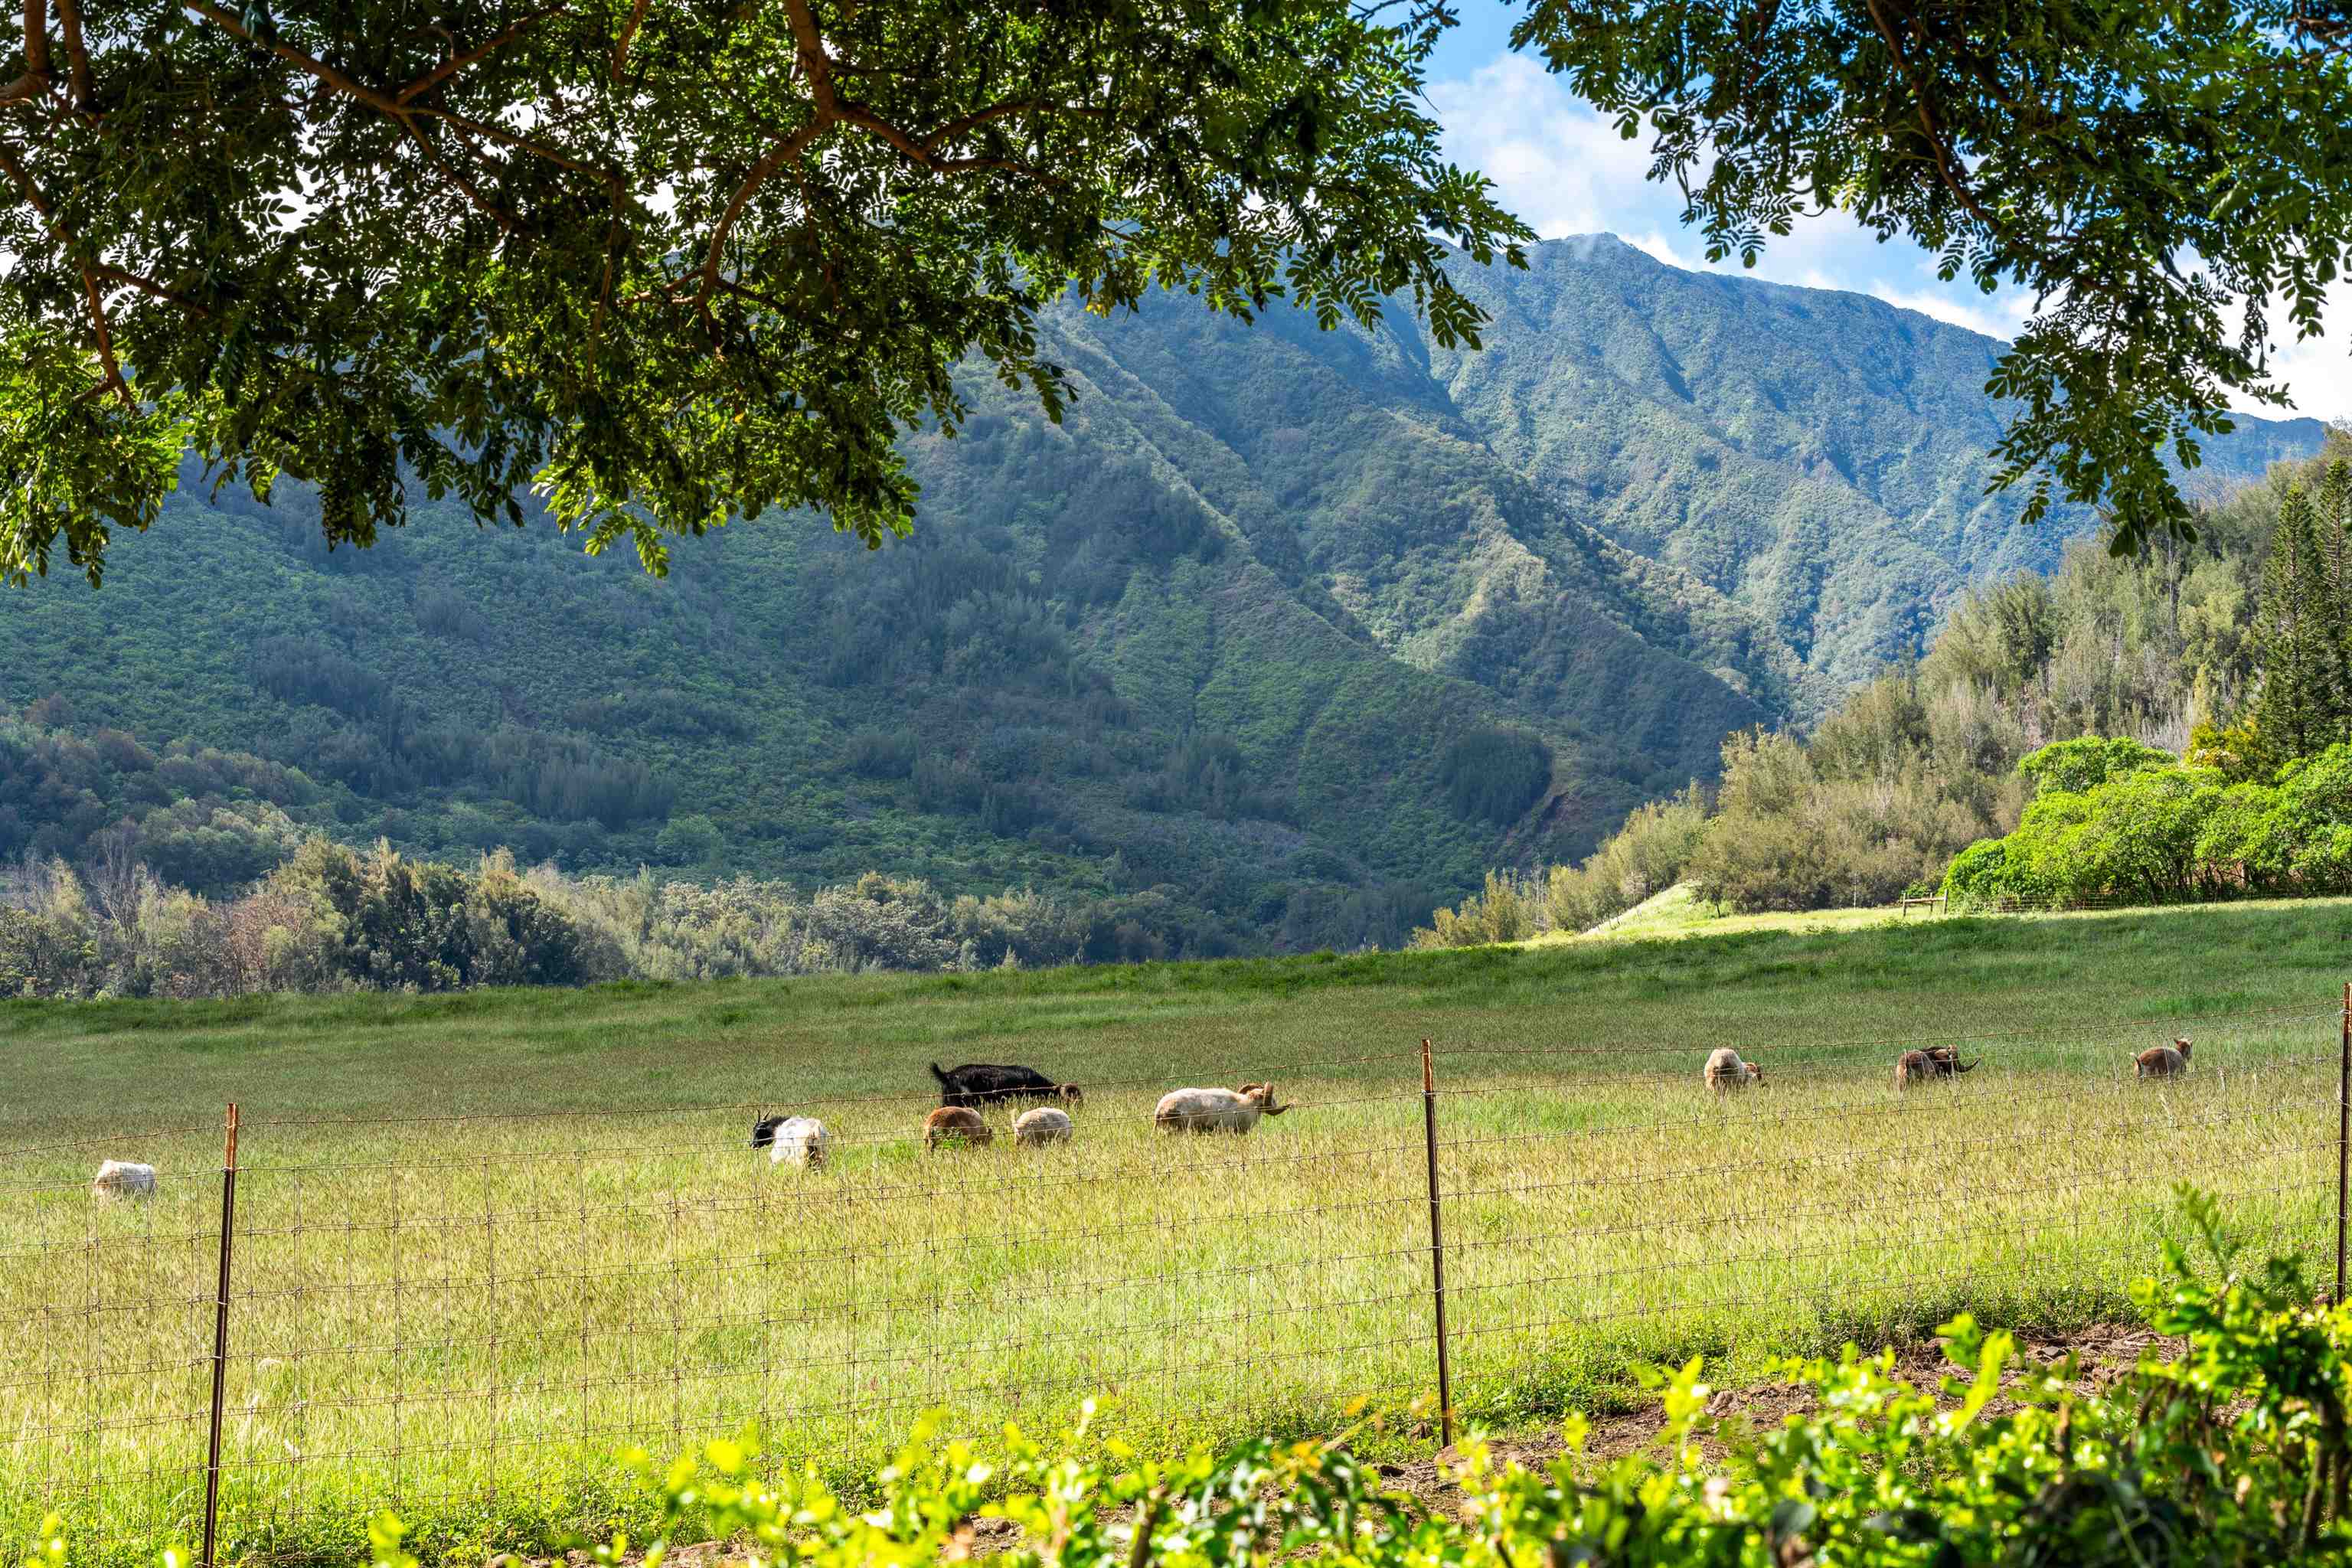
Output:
[
  {"xmin": 91, "ymin": 1161, "xmax": 157, "ymax": 1200},
  {"xmin": 1153, "ymin": 1083, "xmax": 1294, "ymax": 1134},
  {"xmin": 1703, "ymin": 1047, "xmax": 1762, "ymax": 1094},
  {"xmin": 763, "ymin": 1117, "xmax": 831, "ymax": 1169},
  {"xmin": 1014, "ymin": 1107, "xmax": 1074, "ymax": 1147}
]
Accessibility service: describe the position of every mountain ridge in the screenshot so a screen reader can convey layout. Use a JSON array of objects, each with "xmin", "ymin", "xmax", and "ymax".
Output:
[{"xmin": 0, "ymin": 235, "xmax": 2323, "ymax": 953}]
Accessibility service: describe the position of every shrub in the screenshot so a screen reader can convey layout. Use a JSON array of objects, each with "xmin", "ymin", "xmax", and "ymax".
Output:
[
  {"xmin": 2017, "ymin": 734, "xmax": 2176, "ymax": 796},
  {"xmin": 844, "ymin": 727, "xmax": 919, "ymax": 779},
  {"xmin": 1411, "ymin": 870, "xmax": 1538, "ymax": 948},
  {"xmin": 1439, "ymin": 726, "xmax": 1552, "ymax": 825},
  {"xmin": 1544, "ymin": 784, "xmax": 1711, "ymax": 933},
  {"xmin": 1939, "ymin": 837, "xmax": 2007, "ymax": 904},
  {"xmin": 655, "ymin": 814, "xmax": 724, "ymax": 867}
]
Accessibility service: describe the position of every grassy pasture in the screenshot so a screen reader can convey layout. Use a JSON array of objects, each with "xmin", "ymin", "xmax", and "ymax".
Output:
[{"xmin": 2, "ymin": 900, "xmax": 2349, "ymax": 1565}]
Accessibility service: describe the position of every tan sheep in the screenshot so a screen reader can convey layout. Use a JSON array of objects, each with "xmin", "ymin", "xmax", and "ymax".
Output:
[
  {"xmin": 1152, "ymin": 1083, "xmax": 1294, "ymax": 1133},
  {"xmin": 1014, "ymin": 1107, "xmax": 1074, "ymax": 1147},
  {"xmin": 1703, "ymin": 1047, "xmax": 1761, "ymax": 1094}
]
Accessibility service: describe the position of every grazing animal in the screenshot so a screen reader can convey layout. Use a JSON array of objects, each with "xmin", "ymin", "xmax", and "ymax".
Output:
[
  {"xmin": 1052, "ymin": 1083, "xmax": 1085, "ymax": 1106},
  {"xmin": 2134, "ymin": 1037, "xmax": 2194, "ymax": 1080},
  {"xmin": 90, "ymin": 1161, "xmax": 156, "ymax": 1201},
  {"xmin": 754, "ymin": 1116, "xmax": 831, "ymax": 1168},
  {"xmin": 1014, "ymin": 1107, "xmax": 1074, "ymax": 1147},
  {"xmin": 1703, "ymin": 1047, "xmax": 1762, "ymax": 1094},
  {"xmin": 924, "ymin": 1105, "xmax": 995, "ymax": 1149},
  {"xmin": 1153, "ymin": 1083, "xmax": 1294, "ymax": 1134},
  {"xmin": 929, "ymin": 1061, "xmax": 1063, "ymax": 1108},
  {"xmin": 1894, "ymin": 1047, "xmax": 1980, "ymax": 1089}
]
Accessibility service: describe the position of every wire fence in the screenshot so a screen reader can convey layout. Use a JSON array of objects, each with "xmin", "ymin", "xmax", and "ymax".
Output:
[{"xmin": 2, "ymin": 995, "xmax": 2345, "ymax": 1566}]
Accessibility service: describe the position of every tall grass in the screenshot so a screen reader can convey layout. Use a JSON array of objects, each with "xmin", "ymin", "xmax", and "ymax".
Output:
[{"xmin": 2, "ymin": 901, "xmax": 2347, "ymax": 1566}]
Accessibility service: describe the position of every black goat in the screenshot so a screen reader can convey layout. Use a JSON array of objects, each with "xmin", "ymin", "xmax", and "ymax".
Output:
[{"xmin": 929, "ymin": 1061, "xmax": 1076, "ymax": 1108}]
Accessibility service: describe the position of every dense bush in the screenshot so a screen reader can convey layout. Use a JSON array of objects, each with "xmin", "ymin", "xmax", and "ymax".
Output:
[
  {"xmin": 1436, "ymin": 446, "xmax": 2352, "ymax": 921},
  {"xmin": 2017, "ymin": 733, "xmax": 2177, "ymax": 795},
  {"xmin": 1943, "ymin": 739, "xmax": 2352, "ymax": 908},
  {"xmin": 1413, "ymin": 869, "xmax": 1542, "ymax": 947},
  {"xmin": 844, "ymin": 727, "xmax": 919, "ymax": 779},
  {"xmin": 1439, "ymin": 726, "xmax": 1552, "ymax": 825},
  {"xmin": 0, "ymin": 840, "xmax": 1138, "ymax": 998},
  {"xmin": 1413, "ymin": 786, "xmax": 1710, "ymax": 947},
  {"xmin": 273, "ymin": 840, "xmax": 604, "ymax": 991}
]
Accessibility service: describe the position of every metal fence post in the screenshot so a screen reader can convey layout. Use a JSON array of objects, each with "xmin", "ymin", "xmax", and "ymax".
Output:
[
  {"xmin": 2337, "ymin": 988, "xmax": 2348, "ymax": 1306},
  {"xmin": 202, "ymin": 1103, "xmax": 240, "ymax": 1568},
  {"xmin": 1419, "ymin": 1038, "xmax": 1455, "ymax": 1449}
]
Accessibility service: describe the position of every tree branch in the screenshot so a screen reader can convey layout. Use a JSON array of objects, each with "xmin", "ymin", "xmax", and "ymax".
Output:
[
  {"xmin": 94, "ymin": 263, "xmax": 209, "ymax": 314},
  {"xmin": 395, "ymin": 7, "xmax": 566, "ymax": 105},
  {"xmin": 611, "ymin": 0, "xmax": 648, "ymax": 80},
  {"xmin": 0, "ymin": 139, "xmax": 203, "ymax": 314},
  {"xmin": 1861, "ymin": 0, "xmax": 2007, "ymax": 243},
  {"xmin": 0, "ymin": 0, "xmax": 48, "ymax": 103},
  {"xmin": 18, "ymin": 0, "xmax": 47, "ymax": 83},
  {"xmin": 0, "ymin": 139, "xmax": 137, "ymax": 403},
  {"xmin": 189, "ymin": 1, "xmax": 407, "ymax": 113},
  {"xmin": 694, "ymin": 0, "xmax": 838, "ymax": 325},
  {"xmin": 835, "ymin": 96, "xmax": 1066, "ymax": 181},
  {"xmin": 697, "ymin": 116, "xmax": 832, "ymax": 320},
  {"xmin": 916, "ymin": 98, "xmax": 1086, "ymax": 155},
  {"xmin": 79, "ymin": 262, "xmax": 132, "ymax": 405},
  {"xmin": 51, "ymin": 0, "xmax": 88, "ymax": 108},
  {"xmin": 402, "ymin": 116, "xmax": 523, "ymax": 233}
]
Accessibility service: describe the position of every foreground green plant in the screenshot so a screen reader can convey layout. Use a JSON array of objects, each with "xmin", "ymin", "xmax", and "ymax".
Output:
[{"xmin": 130, "ymin": 1193, "xmax": 2321, "ymax": 1566}]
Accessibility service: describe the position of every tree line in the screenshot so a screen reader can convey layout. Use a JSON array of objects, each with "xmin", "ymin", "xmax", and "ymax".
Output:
[
  {"xmin": 1416, "ymin": 441, "xmax": 2352, "ymax": 942},
  {"xmin": 0, "ymin": 839, "xmax": 1266, "ymax": 1001}
]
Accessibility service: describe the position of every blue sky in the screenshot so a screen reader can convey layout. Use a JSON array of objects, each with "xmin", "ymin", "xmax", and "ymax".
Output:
[{"xmin": 1421, "ymin": 21, "xmax": 2352, "ymax": 424}]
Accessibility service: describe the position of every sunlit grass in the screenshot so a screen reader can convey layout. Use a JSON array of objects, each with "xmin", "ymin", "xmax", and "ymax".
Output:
[{"xmin": 4, "ymin": 901, "xmax": 2348, "ymax": 1565}]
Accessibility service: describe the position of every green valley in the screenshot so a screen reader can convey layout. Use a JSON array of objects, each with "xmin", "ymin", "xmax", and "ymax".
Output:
[{"xmin": 0, "ymin": 238, "xmax": 2322, "ymax": 957}]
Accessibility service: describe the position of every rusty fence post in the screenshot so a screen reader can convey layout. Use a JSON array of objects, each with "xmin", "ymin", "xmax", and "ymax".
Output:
[
  {"xmin": 202, "ymin": 1103, "xmax": 240, "ymax": 1568},
  {"xmin": 2337, "ymin": 987, "xmax": 2348, "ymax": 1306},
  {"xmin": 1419, "ymin": 1037, "xmax": 1455, "ymax": 1449}
]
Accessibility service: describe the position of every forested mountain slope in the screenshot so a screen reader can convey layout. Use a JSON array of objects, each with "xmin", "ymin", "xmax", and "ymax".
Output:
[
  {"xmin": 1431, "ymin": 237, "xmax": 2329, "ymax": 698},
  {"xmin": 0, "ymin": 237, "xmax": 2322, "ymax": 954}
]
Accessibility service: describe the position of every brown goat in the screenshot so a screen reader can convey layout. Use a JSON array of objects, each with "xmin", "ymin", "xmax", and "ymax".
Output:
[
  {"xmin": 2133, "ymin": 1037, "xmax": 2194, "ymax": 1080},
  {"xmin": 923, "ymin": 1105, "xmax": 995, "ymax": 1149},
  {"xmin": 1893, "ymin": 1046, "xmax": 1980, "ymax": 1089}
]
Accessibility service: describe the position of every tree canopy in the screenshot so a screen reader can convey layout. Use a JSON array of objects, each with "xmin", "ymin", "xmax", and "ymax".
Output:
[
  {"xmin": 1517, "ymin": 0, "xmax": 2352, "ymax": 554},
  {"xmin": 10, "ymin": 0, "xmax": 2352, "ymax": 581},
  {"xmin": 0, "ymin": 0, "xmax": 1524, "ymax": 583}
]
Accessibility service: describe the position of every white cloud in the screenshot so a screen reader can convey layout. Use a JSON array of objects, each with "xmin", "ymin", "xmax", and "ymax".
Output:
[
  {"xmin": 2256, "ymin": 322, "xmax": 2352, "ymax": 426},
  {"xmin": 1428, "ymin": 57, "xmax": 1660, "ymax": 243},
  {"xmin": 1867, "ymin": 285, "xmax": 2030, "ymax": 343}
]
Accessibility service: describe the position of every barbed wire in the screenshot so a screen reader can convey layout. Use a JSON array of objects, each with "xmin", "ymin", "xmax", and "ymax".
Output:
[
  {"xmin": 1, "ymin": 998, "xmax": 2344, "ymax": 1568},
  {"xmin": 1427, "ymin": 1002, "xmax": 2343, "ymax": 1065}
]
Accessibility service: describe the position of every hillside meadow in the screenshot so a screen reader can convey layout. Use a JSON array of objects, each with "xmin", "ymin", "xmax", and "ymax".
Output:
[{"xmin": 3, "ymin": 900, "xmax": 2349, "ymax": 1566}]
